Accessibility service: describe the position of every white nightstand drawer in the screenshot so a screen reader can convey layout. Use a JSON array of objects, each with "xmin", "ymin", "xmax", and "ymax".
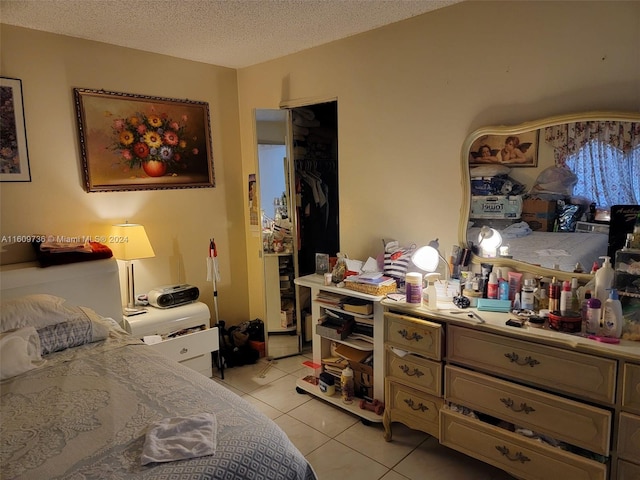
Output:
[{"xmin": 151, "ymin": 327, "xmax": 219, "ymax": 366}]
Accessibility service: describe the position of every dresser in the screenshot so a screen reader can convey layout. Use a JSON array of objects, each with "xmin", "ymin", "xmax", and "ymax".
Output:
[
  {"xmin": 382, "ymin": 300, "xmax": 640, "ymax": 480},
  {"xmin": 121, "ymin": 302, "xmax": 219, "ymax": 378}
]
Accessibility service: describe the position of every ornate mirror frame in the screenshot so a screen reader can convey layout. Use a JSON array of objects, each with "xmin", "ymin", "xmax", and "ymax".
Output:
[{"xmin": 459, "ymin": 111, "xmax": 640, "ymax": 284}]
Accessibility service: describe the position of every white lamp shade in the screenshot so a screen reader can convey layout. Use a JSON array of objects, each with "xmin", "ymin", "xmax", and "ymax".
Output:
[
  {"xmin": 478, "ymin": 226, "xmax": 502, "ymax": 257},
  {"xmin": 109, "ymin": 223, "xmax": 155, "ymax": 260},
  {"xmin": 411, "ymin": 245, "xmax": 440, "ymax": 272}
]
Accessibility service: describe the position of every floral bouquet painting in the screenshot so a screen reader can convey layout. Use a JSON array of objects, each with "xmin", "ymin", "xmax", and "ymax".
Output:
[{"xmin": 74, "ymin": 88, "xmax": 214, "ymax": 192}]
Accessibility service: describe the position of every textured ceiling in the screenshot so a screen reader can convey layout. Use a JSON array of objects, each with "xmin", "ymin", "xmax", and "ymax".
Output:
[{"xmin": 0, "ymin": 0, "xmax": 461, "ymax": 68}]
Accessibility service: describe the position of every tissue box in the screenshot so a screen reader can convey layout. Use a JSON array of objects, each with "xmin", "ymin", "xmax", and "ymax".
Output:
[{"xmin": 477, "ymin": 298, "xmax": 512, "ymax": 312}]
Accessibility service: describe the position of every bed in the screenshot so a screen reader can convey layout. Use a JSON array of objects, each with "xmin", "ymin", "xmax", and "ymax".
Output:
[
  {"xmin": 468, "ymin": 226, "xmax": 609, "ymax": 272},
  {"xmin": 0, "ymin": 258, "xmax": 317, "ymax": 480}
]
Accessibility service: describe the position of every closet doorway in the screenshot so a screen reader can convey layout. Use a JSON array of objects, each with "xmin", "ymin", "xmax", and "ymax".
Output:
[{"xmin": 255, "ymin": 101, "xmax": 339, "ymax": 358}]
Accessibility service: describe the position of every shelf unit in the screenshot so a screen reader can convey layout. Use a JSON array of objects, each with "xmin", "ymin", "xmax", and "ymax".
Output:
[
  {"xmin": 294, "ymin": 274, "xmax": 385, "ymax": 422},
  {"xmin": 264, "ymin": 253, "xmax": 297, "ymax": 333}
]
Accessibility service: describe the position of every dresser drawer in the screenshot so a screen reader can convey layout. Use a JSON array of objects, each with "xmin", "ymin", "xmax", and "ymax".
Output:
[
  {"xmin": 440, "ymin": 409, "xmax": 607, "ymax": 480},
  {"xmin": 384, "ymin": 312, "xmax": 443, "ymax": 360},
  {"xmin": 617, "ymin": 459, "xmax": 640, "ymax": 480},
  {"xmin": 447, "ymin": 326, "xmax": 616, "ymax": 404},
  {"xmin": 150, "ymin": 327, "xmax": 219, "ymax": 366},
  {"xmin": 385, "ymin": 378, "xmax": 442, "ymax": 437},
  {"xmin": 618, "ymin": 412, "xmax": 640, "ymax": 463},
  {"xmin": 445, "ymin": 365, "xmax": 612, "ymax": 455},
  {"xmin": 386, "ymin": 345, "xmax": 442, "ymax": 396},
  {"xmin": 622, "ymin": 363, "xmax": 640, "ymax": 415}
]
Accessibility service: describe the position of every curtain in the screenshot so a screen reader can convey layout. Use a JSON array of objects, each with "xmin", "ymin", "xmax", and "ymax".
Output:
[
  {"xmin": 544, "ymin": 121, "xmax": 640, "ymax": 165},
  {"xmin": 545, "ymin": 121, "xmax": 640, "ymax": 207}
]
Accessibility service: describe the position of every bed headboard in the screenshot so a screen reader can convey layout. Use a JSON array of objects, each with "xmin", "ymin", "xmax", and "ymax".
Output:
[{"xmin": 0, "ymin": 258, "xmax": 122, "ymax": 321}]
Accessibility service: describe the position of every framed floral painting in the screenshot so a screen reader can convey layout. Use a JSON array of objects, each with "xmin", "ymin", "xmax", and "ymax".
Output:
[
  {"xmin": 74, "ymin": 88, "xmax": 214, "ymax": 192},
  {"xmin": 1, "ymin": 77, "xmax": 31, "ymax": 182}
]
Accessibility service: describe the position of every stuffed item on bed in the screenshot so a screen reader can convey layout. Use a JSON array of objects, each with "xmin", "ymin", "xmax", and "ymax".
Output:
[{"xmin": 0, "ymin": 327, "xmax": 46, "ymax": 380}]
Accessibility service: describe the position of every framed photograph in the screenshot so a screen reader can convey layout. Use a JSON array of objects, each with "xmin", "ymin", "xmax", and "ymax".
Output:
[
  {"xmin": 1, "ymin": 77, "xmax": 31, "ymax": 182},
  {"xmin": 74, "ymin": 88, "xmax": 214, "ymax": 192},
  {"xmin": 469, "ymin": 130, "xmax": 539, "ymax": 167}
]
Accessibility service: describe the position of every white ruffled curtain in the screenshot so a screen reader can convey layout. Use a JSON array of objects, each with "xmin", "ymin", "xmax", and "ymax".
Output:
[{"xmin": 545, "ymin": 121, "xmax": 640, "ymax": 206}]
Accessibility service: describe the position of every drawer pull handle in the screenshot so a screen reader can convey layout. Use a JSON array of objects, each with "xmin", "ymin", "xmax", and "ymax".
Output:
[
  {"xmin": 504, "ymin": 352, "xmax": 540, "ymax": 367},
  {"xmin": 495, "ymin": 446, "xmax": 530, "ymax": 463},
  {"xmin": 398, "ymin": 329, "xmax": 423, "ymax": 342},
  {"xmin": 403, "ymin": 398, "xmax": 428, "ymax": 412},
  {"xmin": 500, "ymin": 397, "xmax": 535, "ymax": 414},
  {"xmin": 180, "ymin": 347, "xmax": 188, "ymax": 354},
  {"xmin": 400, "ymin": 365, "xmax": 424, "ymax": 378}
]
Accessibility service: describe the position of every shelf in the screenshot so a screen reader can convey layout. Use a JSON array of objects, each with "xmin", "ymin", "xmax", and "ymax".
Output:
[
  {"xmin": 321, "ymin": 304, "xmax": 373, "ymax": 320},
  {"xmin": 295, "ymin": 378, "xmax": 383, "ymax": 423}
]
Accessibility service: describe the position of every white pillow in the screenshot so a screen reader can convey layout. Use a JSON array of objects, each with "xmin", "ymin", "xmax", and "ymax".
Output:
[
  {"xmin": 0, "ymin": 327, "xmax": 45, "ymax": 380},
  {"xmin": 0, "ymin": 294, "xmax": 86, "ymax": 333}
]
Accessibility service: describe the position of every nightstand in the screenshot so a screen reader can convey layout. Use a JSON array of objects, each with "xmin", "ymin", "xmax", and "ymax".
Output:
[{"xmin": 121, "ymin": 302, "xmax": 219, "ymax": 378}]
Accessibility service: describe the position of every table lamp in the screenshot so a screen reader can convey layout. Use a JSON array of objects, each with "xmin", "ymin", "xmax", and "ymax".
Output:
[
  {"xmin": 110, "ymin": 222, "xmax": 155, "ymax": 315},
  {"xmin": 411, "ymin": 239, "xmax": 451, "ymax": 280}
]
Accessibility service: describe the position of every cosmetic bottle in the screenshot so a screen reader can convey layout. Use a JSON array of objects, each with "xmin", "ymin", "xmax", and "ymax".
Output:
[
  {"xmin": 586, "ymin": 297, "xmax": 601, "ymax": 335},
  {"xmin": 521, "ymin": 278, "xmax": 535, "ymax": 310},
  {"xmin": 580, "ymin": 291, "xmax": 591, "ymax": 335},
  {"xmin": 535, "ymin": 282, "xmax": 549, "ymax": 312},
  {"xmin": 499, "ymin": 278, "xmax": 510, "ymax": 301},
  {"xmin": 570, "ymin": 277, "xmax": 580, "ymax": 313},
  {"xmin": 559, "ymin": 280, "xmax": 572, "ymax": 315},
  {"xmin": 602, "ymin": 289, "xmax": 623, "ymax": 338},
  {"xmin": 594, "ymin": 256, "xmax": 614, "ymax": 305},
  {"xmin": 487, "ymin": 272, "xmax": 498, "ymax": 299},
  {"xmin": 548, "ymin": 277, "xmax": 560, "ymax": 313}
]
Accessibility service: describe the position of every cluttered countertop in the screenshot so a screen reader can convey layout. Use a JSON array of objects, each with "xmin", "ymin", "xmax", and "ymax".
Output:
[{"xmin": 382, "ymin": 298, "xmax": 640, "ymax": 362}]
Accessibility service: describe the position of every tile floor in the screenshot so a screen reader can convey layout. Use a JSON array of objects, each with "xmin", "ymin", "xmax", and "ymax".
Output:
[{"xmin": 212, "ymin": 353, "xmax": 517, "ymax": 480}]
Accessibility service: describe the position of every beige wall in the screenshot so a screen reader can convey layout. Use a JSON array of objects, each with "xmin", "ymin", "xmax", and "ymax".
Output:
[
  {"xmin": 1, "ymin": 1, "xmax": 639, "ymax": 325},
  {"xmin": 238, "ymin": 0, "xmax": 640, "ymax": 318},
  {"xmin": 0, "ymin": 26, "xmax": 249, "ymax": 324}
]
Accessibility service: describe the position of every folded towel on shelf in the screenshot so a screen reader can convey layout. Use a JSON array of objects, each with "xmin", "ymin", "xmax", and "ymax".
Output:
[{"xmin": 141, "ymin": 413, "xmax": 217, "ymax": 465}]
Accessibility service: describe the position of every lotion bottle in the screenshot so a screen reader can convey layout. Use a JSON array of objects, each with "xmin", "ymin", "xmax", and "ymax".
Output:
[
  {"xmin": 594, "ymin": 256, "xmax": 614, "ymax": 305},
  {"xmin": 602, "ymin": 289, "xmax": 623, "ymax": 338}
]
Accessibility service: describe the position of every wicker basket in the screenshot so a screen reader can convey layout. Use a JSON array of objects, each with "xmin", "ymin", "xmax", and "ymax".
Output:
[{"xmin": 344, "ymin": 280, "xmax": 397, "ymax": 296}]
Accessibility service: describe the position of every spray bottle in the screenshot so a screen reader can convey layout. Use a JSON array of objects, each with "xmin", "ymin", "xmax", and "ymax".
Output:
[
  {"xmin": 594, "ymin": 256, "xmax": 614, "ymax": 305},
  {"xmin": 424, "ymin": 273, "xmax": 440, "ymax": 311}
]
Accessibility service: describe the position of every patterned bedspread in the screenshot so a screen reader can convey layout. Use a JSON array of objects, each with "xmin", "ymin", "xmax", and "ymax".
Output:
[{"xmin": 0, "ymin": 329, "xmax": 316, "ymax": 480}]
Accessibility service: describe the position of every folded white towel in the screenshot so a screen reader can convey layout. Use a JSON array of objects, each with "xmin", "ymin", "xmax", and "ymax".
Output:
[{"xmin": 141, "ymin": 413, "xmax": 217, "ymax": 465}]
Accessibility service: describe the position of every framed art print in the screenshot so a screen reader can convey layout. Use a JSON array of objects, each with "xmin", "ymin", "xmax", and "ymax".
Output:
[
  {"xmin": 469, "ymin": 130, "xmax": 539, "ymax": 167},
  {"xmin": 0, "ymin": 77, "xmax": 31, "ymax": 182},
  {"xmin": 74, "ymin": 88, "xmax": 215, "ymax": 192}
]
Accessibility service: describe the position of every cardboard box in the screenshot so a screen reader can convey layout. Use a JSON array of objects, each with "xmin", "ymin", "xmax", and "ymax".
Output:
[
  {"xmin": 349, "ymin": 361, "xmax": 374, "ymax": 399},
  {"xmin": 522, "ymin": 199, "xmax": 557, "ymax": 232}
]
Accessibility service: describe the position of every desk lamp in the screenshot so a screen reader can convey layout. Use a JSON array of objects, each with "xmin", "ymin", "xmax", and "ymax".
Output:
[
  {"xmin": 478, "ymin": 226, "xmax": 502, "ymax": 258},
  {"xmin": 411, "ymin": 239, "xmax": 450, "ymax": 281},
  {"xmin": 110, "ymin": 222, "xmax": 155, "ymax": 315}
]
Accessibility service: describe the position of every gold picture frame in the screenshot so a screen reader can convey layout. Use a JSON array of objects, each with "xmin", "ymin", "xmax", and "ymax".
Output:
[{"xmin": 74, "ymin": 88, "xmax": 215, "ymax": 192}]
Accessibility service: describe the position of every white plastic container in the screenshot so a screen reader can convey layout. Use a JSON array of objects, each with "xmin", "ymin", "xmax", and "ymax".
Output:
[
  {"xmin": 602, "ymin": 288, "xmax": 623, "ymax": 338},
  {"xmin": 594, "ymin": 256, "xmax": 614, "ymax": 305},
  {"xmin": 405, "ymin": 272, "xmax": 422, "ymax": 304},
  {"xmin": 424, "ymin": 273, "xmax": 440, "ymax": 310}
]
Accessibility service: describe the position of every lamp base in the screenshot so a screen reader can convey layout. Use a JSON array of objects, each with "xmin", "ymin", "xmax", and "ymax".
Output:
[{"xmin": 123, "ymin": 306, "xmax": 147, "ymax": 317}]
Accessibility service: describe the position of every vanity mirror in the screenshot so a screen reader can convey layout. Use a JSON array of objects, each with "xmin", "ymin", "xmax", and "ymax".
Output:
[{"xmin": 459, "ymin": 111, "xmax": 640, "ymax": 283}]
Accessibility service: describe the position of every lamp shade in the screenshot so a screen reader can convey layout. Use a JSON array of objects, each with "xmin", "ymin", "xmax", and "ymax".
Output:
[
  {"xmin": 411, "ymin": 245, "xmax": 440, "ymax": 272},
  {"xmin": 109, "ymin": 223, "xmax": 155, "ymax": 260},
  {"xmin": 478, "ymin": 226, "xmax": 502, "ymax": 257}
]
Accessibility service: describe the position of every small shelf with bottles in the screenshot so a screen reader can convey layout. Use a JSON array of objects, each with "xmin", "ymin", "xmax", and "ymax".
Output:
[{"xmin": 614, "ymin": 215, "xmax": 640, "ymax": 299}]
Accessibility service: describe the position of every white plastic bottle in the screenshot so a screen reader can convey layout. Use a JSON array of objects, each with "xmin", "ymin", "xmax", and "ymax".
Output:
[
  {"xmin": 340, "ymin": 366, "xmax": 354, "ymax": 404},
  {"xmin": 424, "ymin": 273, "xmax": 440, "ymax": 311},
  {"xmin": 602, "ymin": 289, "xmax": 623, "ymax": 338},
  {"xmin": 594, "ymin": 256, "xmax": 614, "ymax": 305}
]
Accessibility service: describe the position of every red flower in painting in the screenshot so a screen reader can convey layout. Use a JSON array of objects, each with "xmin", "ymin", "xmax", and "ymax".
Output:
[{"xmin": 133, "ymin": 142, "xmax": 150, "ymax": 159}]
